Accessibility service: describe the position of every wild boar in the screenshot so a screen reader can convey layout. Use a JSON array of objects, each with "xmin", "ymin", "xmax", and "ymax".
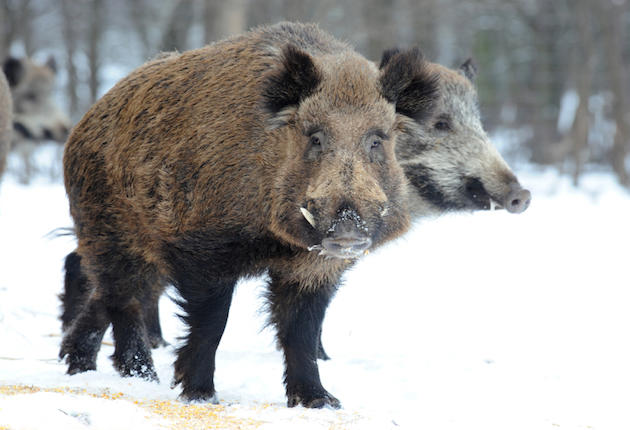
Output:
[
  {"xmin": 59, "ymin": 22, "xmax": 438, "ymax": 408},
  {"xmin": 2, "ymin": 56, "xmax": 71, "ymax": 181},
  {"xmin": 384, "ymin": 50, "xmax": 531, "ymax": 216}
]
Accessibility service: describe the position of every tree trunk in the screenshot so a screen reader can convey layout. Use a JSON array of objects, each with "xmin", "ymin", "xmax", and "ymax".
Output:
[
  {"xmin": 88, "ymin": 0, "xmax": 104, "ymax": 104},
  {"xmin": 160, "ymin": 0, "xmax": 194, "ymax": 52},
  {"xmin": 60, "ymin": 0, "xmax": 79, "ymax": 119},
  {"xmin": 569, "ymin": 0, "xmax": 595, "ymax": 186},
  {"xmin": 601, "ymin": 0, "xmax": 630, "ymax": 187},
  {"xmin": 203, "ymin": 0, "xmax": 247, "ymax": 44},
  {"xmin": 19, "ymin": 0, "xmax": 34, "ymax": 57}
]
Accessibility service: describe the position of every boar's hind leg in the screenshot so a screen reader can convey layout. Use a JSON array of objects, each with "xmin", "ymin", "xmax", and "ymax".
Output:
[
  {"xmin": 173, "ymin": 277, "xmax": 236, "ymax": 403},
  {"xmin": 267, "ymin": 271, "xmax": 340, "ymax": 409},
  {"xmin": 107, "ymin": 262, "xmax": 160, "ymax": 381},
  {"xmin": 59, "ymin": 291, "xmax": 109, "ymax": 375},
  {"xmin": 60, "ymin": 254, "xmax": 159, "ymax": 382},
  {"xmin": 60, "ymin": 251, "xmax": 91, "ymax": 333}
]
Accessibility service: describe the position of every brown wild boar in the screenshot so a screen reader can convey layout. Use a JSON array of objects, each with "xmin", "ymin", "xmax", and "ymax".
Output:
[
  {"xmin": 59, "ymin": 22, "xmax": 438, "ymax": 408},
  {"xmin": 0, "ymin": 71, "xmax": 11, "ymax": 182}
]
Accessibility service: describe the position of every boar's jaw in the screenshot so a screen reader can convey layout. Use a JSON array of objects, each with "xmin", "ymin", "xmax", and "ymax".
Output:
[
  {"xmin": 464, "ymin": 177, "xmax": 497, "ymax": 211},
  {"xmin": 307, "ymin": 208, "xmax": 372, "ymax": 259},
  {"xmin": 464, "ymin": 177, "xmax": 531, "ymax": 214}
]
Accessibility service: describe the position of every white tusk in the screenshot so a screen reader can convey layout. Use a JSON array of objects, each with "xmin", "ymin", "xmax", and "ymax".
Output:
[
  {"xmin": 380, "ymin": 206, "xmax": 389, "ymax": 217},
  {"xmin": 490, "ymin": 199, "xmax": 499, "ymax": 211},
  {"xmin": 300, "ymin": 207, "xmax": 316, "ymax": 228}
]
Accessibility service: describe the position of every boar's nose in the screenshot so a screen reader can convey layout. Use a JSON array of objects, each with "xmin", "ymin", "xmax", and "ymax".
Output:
[
  {"xmin": 504, "ymin": 183, "xmax": 531, "ymax": 214},
  {"xmin": 321, "ymin": 208, "xmax": 372, "ymax": 259}
]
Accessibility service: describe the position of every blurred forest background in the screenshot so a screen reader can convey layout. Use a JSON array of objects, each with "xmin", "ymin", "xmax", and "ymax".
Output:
[{"xmin": 1, "ymin": 0, "xmax": 629, "ymax": 187}]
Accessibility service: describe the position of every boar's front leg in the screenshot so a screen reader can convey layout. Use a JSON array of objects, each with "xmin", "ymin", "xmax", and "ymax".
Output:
[
  {"xmin": 173, "ymin": 277, "xmax": 236, "ymax": 403},
  {"xmin": 267, "ymin": 270, "xmax": 340, "ymax": 409}
]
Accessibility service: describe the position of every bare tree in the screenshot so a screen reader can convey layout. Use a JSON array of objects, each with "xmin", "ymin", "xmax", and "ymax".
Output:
[
  {"xmin": 601, "ymin": 0, "xmax": 630, "ymax": 187},
  {"xmin": 160, "ymin": 0, "xmax": 194, "ymax": 52},
  {"xmin": 18, "ymin": 0, "xmax": 35, "ymax": 56},
  {"xmin": 203, "ymin": 0, "xmax": 248, "ymax": 44},
  {"xmin": 128, "ymin": 0, "xmax": 154, "ymax": 60},
  {"xmin": 88, "ymin": 0, "xmax": 104, "ymax": 104},
  {"xmin": 60, "ymin": 0, "xmax": 80, "ymax": 118},
  {"xmin": 568, "ymin": 0, "xmax": 595, "ymax": 186}
]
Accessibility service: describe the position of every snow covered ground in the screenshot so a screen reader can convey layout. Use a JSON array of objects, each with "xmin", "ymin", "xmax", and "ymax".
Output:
[{"xmin": 1, "ymin": 156, "xmax": 629, "ymax": 429}]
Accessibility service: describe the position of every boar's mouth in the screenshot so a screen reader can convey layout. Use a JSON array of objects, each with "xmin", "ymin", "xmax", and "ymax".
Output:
[
  {"xmin": 305, "ymin": 207, "xmax": 372, "ymax": 259},
  {"xmin": 464, "ymin": 177, "xmax": 499, "ymax": 211},
  {"xmin": 464, "ymin": 177, "xmax": 531, "ymax": 214}
]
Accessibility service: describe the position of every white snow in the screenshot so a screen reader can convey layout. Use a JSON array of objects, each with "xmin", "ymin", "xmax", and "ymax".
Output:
[
  {"xmin": 557, "ymin": 89, "xmax": 579, "ymax": 135},
  {"xmin": 1, "ymin": 166, "xmax": 630, "ymax": 429}
]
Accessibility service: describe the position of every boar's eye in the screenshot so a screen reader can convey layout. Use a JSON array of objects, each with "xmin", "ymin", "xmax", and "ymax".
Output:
[
  {"xmin": 305, "ymin": 130, "xmax": 327, "ymax": 160},
  {"xmin": 434, "ymin": 117, "xmax": 452, "ymax": 131},
  {"xmin": 365, "ymin": 131, "xmax": 387, "ymax": 163}
]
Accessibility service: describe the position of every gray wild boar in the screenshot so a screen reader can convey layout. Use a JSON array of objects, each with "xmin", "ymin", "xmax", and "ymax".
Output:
[
  {"xmin": 386, "ymin": 51, "xmax": 531, "ymax": 216},
  {"xmin": 2, "ymin": 56, "xmax": 71, "ymax": 181}
]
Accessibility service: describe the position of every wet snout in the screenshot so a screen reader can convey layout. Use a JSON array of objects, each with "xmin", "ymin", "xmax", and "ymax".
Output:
[
  {"xmin": 311, "ymin": 208, "xmax": 372, "ymax": 259},
  {"xmin": 504, "ymin": 182, "xmax": 531, "ymax": 214}
]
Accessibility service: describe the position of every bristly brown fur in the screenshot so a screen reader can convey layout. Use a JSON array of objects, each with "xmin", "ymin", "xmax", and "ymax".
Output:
[{"xmin": 59, "ymin": 22, "xmax": 434, "ymax": 409}]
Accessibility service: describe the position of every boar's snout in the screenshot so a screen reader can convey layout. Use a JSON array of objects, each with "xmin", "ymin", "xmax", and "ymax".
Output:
[
  {"xmin": 504, "ymin": 183, "xmax": 531, "ymax": 214},
  {"xmin": 312, "ymin": 208, "xmax": 372, "ymax": 259}
]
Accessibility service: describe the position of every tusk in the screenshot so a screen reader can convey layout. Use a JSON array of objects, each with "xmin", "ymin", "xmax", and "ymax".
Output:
[
  {"xmin": 300, "ymin": 207, "xmax": 316, "ymax": 228},
  {"xmin": 380, "ymin": 206, "xmax": 389, "ymax": 217},
  {"xmin": 490, "ymin": 199, "xmax": 500, "ymax": 211}
]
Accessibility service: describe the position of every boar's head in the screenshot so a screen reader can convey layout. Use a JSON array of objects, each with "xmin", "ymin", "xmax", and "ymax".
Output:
[
  {"xmin": 381, "ymin": 50, "xmax": 531, "ymax": 216},
  {"xmin": 262, "ymin": 45, "xmax": 438, "ymax": 259},
  {"xmin": 3, "ymin": 56, "xmax": 71, "ymax": 143}
]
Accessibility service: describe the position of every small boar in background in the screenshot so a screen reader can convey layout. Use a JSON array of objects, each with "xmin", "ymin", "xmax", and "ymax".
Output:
[
  {"xmin": 0, "ymin": 71, "xmax": 11, "ymax": 183},
  {"xmin": 59, "ymin": 22, "xmax": 438, "ymax": 408},
  {"xmin": 2, "ymin": 56, "xmax": 71, "ymax": 182}
]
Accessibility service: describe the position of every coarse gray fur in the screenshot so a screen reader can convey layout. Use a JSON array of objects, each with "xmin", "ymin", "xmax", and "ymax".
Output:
[{"xmin": 393, "ymin": 58, "xmax": 530, "ymax": 216}]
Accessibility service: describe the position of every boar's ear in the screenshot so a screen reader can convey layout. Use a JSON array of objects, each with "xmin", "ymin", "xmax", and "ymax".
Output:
[
  {"xmin": 262, "ymin": 44, "xmax": 322, "ymax": 127},
  {"xmin": 2, "ymin": 57, "xmax": 25, "ymax": 87},
  {"xmin": 379, "ymin": 47, "xmax": 439, "ymax": 123},
  {"xmin": 379, "ymin": 47, "xmax": 401, "ymax": 69},
  {"xmin": 458, "ymin": 58, "xmax": 477, "ymax": 82}
]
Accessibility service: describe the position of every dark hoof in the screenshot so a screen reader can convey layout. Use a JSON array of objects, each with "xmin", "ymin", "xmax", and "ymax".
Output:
[
  {"xmin": 287, "ymin": 390, "xmax": 341, "ymax": 409},
  {"xmin": 59, "ymin": 345, "xmax": 97, "ymax": 375},
  {"xmin": 113, "ymin": 353, "xmax": 159, "ymax": 382},
  {"xmin": 178, "ymin": 389, "xmax": 219, "ymax": 404},
  {"xmin": 65, "ymin": 356, "xmax": 97, "ymax": 375}
]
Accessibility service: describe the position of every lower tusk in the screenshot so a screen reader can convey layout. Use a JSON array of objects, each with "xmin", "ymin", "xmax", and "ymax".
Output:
[
  {"xmin": 300, "ymin": 207, "xmax": 316, "ymax": 228},
  {"xmin": 490, "ymin": 199, "xmax": 499, "ymax": 211}
]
